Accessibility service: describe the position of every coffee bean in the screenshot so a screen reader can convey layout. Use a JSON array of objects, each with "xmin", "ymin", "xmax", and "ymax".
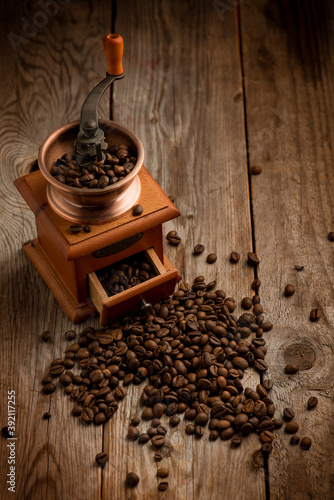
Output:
[
  {"xmin": 241, "ymin": 297, "xmax": 252, "ymax": 310},
  {"xmin": 290, "ymin": 436, "xmax": 300, "ymax": 446},
  {"xmin": 300, "ymin": 437, "xmax": 312, "ymax": 450},
  {"xmin": 127, "ymin": 427, "xmax": 139, "ymax": 440},
  {"xmin": 169, "ymin": 415, "xmax": 180, "ymax": 427},
  {"xmin": 310, "ymin": 308, "xmax": 321, "ymax": 322},
  {"xmin": 283, "ymin": 408, "xmax": 295, "ymax": 421},
  {"xmin": 95, "ymin": 452, "xmax": 109, "ymax": 466},
  {"xmin": 284, "ymin": 421, "xmax": 299, "ymax": 434},
  {"xmin": 251, "ymin": 278, "xmax": 261, "ymax": 291},
  {"xmin": 43, "ymin": 383, "xmax": 56, "ymax": 394},
  {"xmin": 253, "ymin": 303, "xmax": 263, "ymax": 316},
  {"xmin": 1, "ymin": 427, "xmax": 11, "ymax": 438},
  {"xmin": 307, "ymin": 396, "xmax": 318, "ymax": 410},
  {"xmin": 284, "ymin": 363, "xmax": 299, "ymax": 375},
  {"xmin": 138, "ymin": 433, "xmax": 150, "ymax": 444},
  {"xmin": 273, "ymin": 419, "xmax": 283, "ymax": 429},
  {"xmin": 83, "ymin": 225, "xmax": 91, "ymax": 233},
  {"xmin": 41, "ymin": 375, "xmax": 52, "ymax": 385},
  {"xmin": 65, "ymin": 330, "xmax": 76, "ymax": 341},
  {"xmin": 81, "ymin": 407, "xmax": 94, "ymax": 423},
  {"xmin": 261, "ymin": 322, "xmax": 273, "ymax": 332},
  {"xmin": 206, "ymin": 253, "xmax": 217, "ymax": 264},
  {"xmin": 284, "ymin": 284, "xmax": 295, "ymax": 297},
  {"xmin": 59, "ymin": 374, "xmax": 72, "ymax": 386},
  {"xmin": 72, "ymin": 405, "xmax": 83, "ymax": 417},
  {"xmin": 230, "ymin": 251, "xmax": 240, "ymax": 264},
  {"xmin": 130, "ymin": 416, "xmax": 140, "ymax": 426},
  {"xmin": 69, "ymin": 224, "xmax": 83, "ymax": 234},
  {"xmin": 158, "ymin": 482, "xmax": 169, "ymax": 491},
  {"xmin": 194, "ymin": 244, "xmax": 205, "ymax": 255},
  {"xmin": 247, "ymin": 252, "xmax": 259, "ymax": 266},
  {"xmin": 168, "ymin": 234, "xmax": 182, "ymax": 246},
  {"xmin": 151, "ymin": 435, "xmax": 165, "ymax": 447},
  {"xmin": 186, "ymin": 424, "xmax": 195, "ymax": 435},
  {"xmin": 261, "ymin": 442, "xmax": 273, "ymax": 454},
  {"xmin": 41, "ymin": 330, "xmax": 51, "ymax": 342},
  {"xmin": 327, "ymin": 232, "xmax": 334, "ymax": 241},
  {"xmin": 42, "ymin": 412, "xmax": 51, "ymax": 420},
  {"xmin": 126, "ymin": 472, "xmax": 140, "ymax": 488},
  {"xmin": 133, "ymin": 204, "xmax": 143, "ymax": 216},
  {"xmin": 94, "ymin": 413, "xmax": 106, "ymax": 425},
  {"xmin": 168, "ymin": 195, "xmax": 175, "ymax": 203},
  {"xmin": 157, "ymin": 467, "xmax": 169, "ymax": 478},
  {"xmin": 250, "ymin": 165, "xmax": 262, "ymax": 175},
  {"xmin": 231, "ymin": 436, "xmax": 243, "ymax": 448},
  {"xmin": 294, "ymin": 265, "xmax": 304, "ymax": 271}
]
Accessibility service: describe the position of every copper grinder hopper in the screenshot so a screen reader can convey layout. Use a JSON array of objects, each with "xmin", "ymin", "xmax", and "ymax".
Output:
[{"xmin": 38, "ymin": 34, "xmax": 144, "ymax": 225}]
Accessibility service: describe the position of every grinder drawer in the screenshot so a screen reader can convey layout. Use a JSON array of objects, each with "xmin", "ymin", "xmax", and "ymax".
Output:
[{"xmin": 88, "ymin": 248, "xmax": 179, "ymax": 325}]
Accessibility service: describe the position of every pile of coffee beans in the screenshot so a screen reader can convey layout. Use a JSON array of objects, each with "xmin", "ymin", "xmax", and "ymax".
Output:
[
  {"xmin": 96, "ymin": 253, "xmax": 157, "ymax": 297},
  {"xmin": 40, "ymin": 274, "xmax": 315, "ymax": 490},
  {"xmin": 50, "ymin": 144, "xmax": 137, "ymax": 189}
]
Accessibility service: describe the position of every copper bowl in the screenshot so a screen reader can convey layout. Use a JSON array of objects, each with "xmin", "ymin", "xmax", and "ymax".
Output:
[{"xmin": 38, "ymin": 119, "xmax": 144, "ymax": 224}]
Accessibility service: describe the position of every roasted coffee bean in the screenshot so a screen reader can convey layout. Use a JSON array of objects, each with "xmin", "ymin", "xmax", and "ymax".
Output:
[
  {"xmin": 49, "ymin": 364, "xmax": 65, "ymax": 377},
  {"xmin": 186, "ymin": 424, "xmax": 195, "ymax": 435},
  {"xmin": 206, "ymin": 253, "xmax": 217, "ymax": 264},
  {"xmin": 81, "ymin": 407, "xmax": 94, "ymax": 423},
  {"xmin": 83, "ymin": 225, "xmax": 91, "ymax": 233},
  {"xmin": 230, "ymin": 251, "xmax": 240, "ymax": 263},
  {"xmin": 300, "ymin": 437, "xmax": 312, "ymax": 450},
  {"xmin": 69, "ymin": 224, "xmax": 83, "ymax": 234},
  {"xmin": 42, "ymin": 412, "xmax": 51, "ymax": 420},
  {"xmin": 95, "ymin": 452, "xmax": 109, "ymax": 466},
  {"xmin": 261, "ymin": 322, "xmax": 273, "ymax": 332},
  {"xmin": 290, "ymin": 436, "xmax": 300, "ymax": 446},
  {"xmin": 94, "ymin": 413, "xmax": 106, "ymax": 425},
  {"xmin": 261, "ymin": 442, "xmax": 273, "ymax": 454},
  {"xmin": 250, "ymin": 165, "xmax": 262, "ymax": 175},
  {"xmin": 158, "ymin": 482, "xmax": 169, "ymax": 491},
  {"xmin": 138, "ymin": 433, "xmax": 150, "ymax": 444},
  {"xmin": 231, "ymin": 436, "xmax": 242, "ymax": 448},
  {"xmin": 133, "ymin": 204, "xmax": 143, "ymax": 216},
  {"xmin": 151, "ymin": 435, "xmax": 166, "ymax": 447},
  {"xmin": 194, "ymin": 244, "xmax": 205, "ymax": 255},
  {"xmin": 284, "ymin": 421, "xmax": 299, "ymax": 434},
  {"xmin": 284, "ymin": 363, "xmax": 299, "ymax": 375},
  {"xmin": 273, "ymin": 419, "xmax": 283, "ymax": 429},
  {"xmin": 169, "ymin": 415, "xmax": 180, "ymax": 427},
  {"xmin": 327, "ymin": 232, "xmax": 334, "ymax": 241},
  {"xmin": 247, "ymin": 252, "xmax": 259, "ymax": 266},
  {"xmin": 168, "ymin": 234, "xmax": 182, "ymax": 246},
  {"xmin": 284, "ymin": 284, "xmax": 295, "ymax": 297},
  {"xmin": 41, "ymin": 375, "xmax": 52, "ymax": 385},
  {"xmin": 283, "ymin": 408, "xmax": 295, "ymax": 421},
  {"xmin": 65, "ymin": 330, "xmax": 76, "ymax": 341},
  {"xmin": 43, "ymin": 383, "xmax": 56, "ymax": 394},
  {"xmin": 294, "ymin": 265, "xmax": 304, "ymax": 271},
  {"xmin": 41, "ymin": 330, "xmax": 51, "ymax": 342},
  {"xmin": 168, "ymin": 195, "xmax": 175, "ymax": 202},
  {"xmin": 157, "ymin": 467, "xmax": 169, "ymax": 478},
  {"xmin": 72, "ymin": 405, "xmax": 83, "ymax": 417},
  {"xmin": 260, "ymin": 430, "xmax": 274, "ymax": 443},
  {"xmin": 127, "ymin": 427, "xmax": 140, "ymax": 440},
  {"xmin": 310, "ymin": 308, "xmax": 321, "ymax": 322},
  {"xmin": 307, "ymin": 396, "xmax": 318, "ymax": 410},
  {"xmin": 252, "ymin": 278, "xmax": 261, "ymax": 291},
  {"xmin": 130, "ymin": 416, "xmax": 140, "ymax": 427},
  {"xmin": 262, "ymin": 379, "xmax": 274, "ymax": 391},
  {"xmin": 59, "ymin": 374, "xmax": 72, "ymax": 386},
  {"xmin": 241, "ymin": 297, "xmax": 252, "ymax": 310}
]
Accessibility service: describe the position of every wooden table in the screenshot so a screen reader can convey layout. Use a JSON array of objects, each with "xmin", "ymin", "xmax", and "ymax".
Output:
[{"xmin": 1, "ymin": 1, "xmax": 333, "ymax": 499}]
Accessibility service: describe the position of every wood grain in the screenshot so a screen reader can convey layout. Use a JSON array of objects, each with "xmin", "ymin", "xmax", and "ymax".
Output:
[
  {"xmin": 240, "ymin": 1, "xmax": 334, "ymax": 499},
  {"xmin": 105, "ymin": 1, "xmax": 264, "ymax": 499},
  {"xmin": 0, "ymin": 1, "xmax": 111, "ymax": 499}
]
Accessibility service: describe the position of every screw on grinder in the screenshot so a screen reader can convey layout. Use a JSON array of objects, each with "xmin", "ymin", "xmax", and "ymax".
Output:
[{"xmin": 75, "ymin": 34, "xmax": 125, "ymax": 166}]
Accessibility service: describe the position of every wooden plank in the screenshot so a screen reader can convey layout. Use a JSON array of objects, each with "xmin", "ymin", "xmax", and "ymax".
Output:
[
  {"xmin": 103, "ymin": 1, "xmax": 265, "ymax": 499},
  {"xmin": 240, "ymin": 1, "xmax": 334, "ymax": 499},
  {"xmin": 0, "ymin": 1, "xmax": 111, "ymax": 499}
]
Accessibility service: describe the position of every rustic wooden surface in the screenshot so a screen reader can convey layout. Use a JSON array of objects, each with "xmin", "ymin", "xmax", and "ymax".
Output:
[{"xmin": 0, "ymin": 0, "xmax": 333, "ymax": 499}]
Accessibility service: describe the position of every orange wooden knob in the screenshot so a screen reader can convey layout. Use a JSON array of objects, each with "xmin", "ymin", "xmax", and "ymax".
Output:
[{"xmin": 103, "ymin": 34, "xmax": 124, "ymax": 76}]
